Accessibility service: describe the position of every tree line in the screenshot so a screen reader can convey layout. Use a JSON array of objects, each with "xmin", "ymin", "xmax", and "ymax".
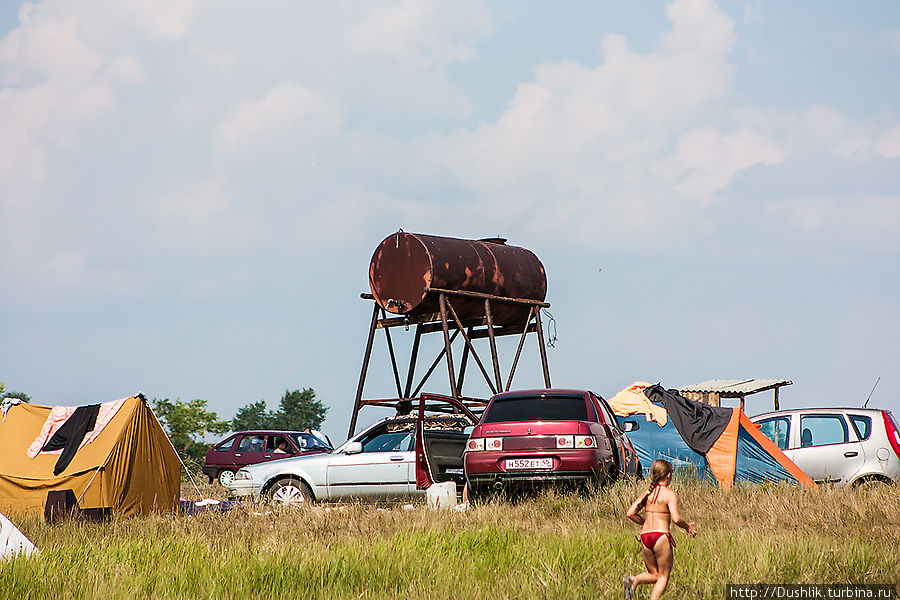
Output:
[{"xmin": 1, "ymin": 381, "xmax": 328, "ymax": 462}]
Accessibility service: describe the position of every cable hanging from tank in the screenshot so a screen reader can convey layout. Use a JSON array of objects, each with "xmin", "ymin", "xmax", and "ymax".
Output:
[{"xmin": 541, "ymin": 309, "xmax": 557, "ymax": 348}]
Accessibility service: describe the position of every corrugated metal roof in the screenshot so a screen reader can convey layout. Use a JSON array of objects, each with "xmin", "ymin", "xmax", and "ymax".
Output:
[{"xmin": 678, "ymin": 379, "xmax": 792, "ymax": 397}]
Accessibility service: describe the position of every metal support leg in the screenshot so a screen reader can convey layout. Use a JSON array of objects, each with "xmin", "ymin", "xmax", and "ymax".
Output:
[
  {"xmin": 533, "ymin": 308, "xmax": 551, "ymax": 388},
  {"xmin": 485, "ymin": 299, "xmax": 503, "ymax": 392},
  {"xmin": 438, "ymin": 293, "xmax": 459, "ymax": 398},
  {"xmin": 349, "ymin": 303, "xmax": 380, "ymax": 438}
]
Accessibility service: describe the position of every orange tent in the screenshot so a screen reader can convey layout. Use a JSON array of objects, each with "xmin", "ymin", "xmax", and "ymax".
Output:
[{"xmin": 0, "ymin": 395, "xmax": 180, "ymax": 517}]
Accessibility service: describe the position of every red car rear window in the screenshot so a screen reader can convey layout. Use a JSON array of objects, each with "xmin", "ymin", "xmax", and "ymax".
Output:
[{"xmin": 483, "ymin": 395, "xmax": 588, "ymax": 423}]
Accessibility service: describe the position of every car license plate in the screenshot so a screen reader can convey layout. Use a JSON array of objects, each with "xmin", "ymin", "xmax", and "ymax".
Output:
[{"xmin": 506, "ymin": 458, "xmax": 553, "ymax": 470}]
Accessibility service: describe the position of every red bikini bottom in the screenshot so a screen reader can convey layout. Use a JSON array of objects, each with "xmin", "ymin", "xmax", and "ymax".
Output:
[{"xmin": 640, "ymin": 532, "xmax": 676, "ymax": 550}]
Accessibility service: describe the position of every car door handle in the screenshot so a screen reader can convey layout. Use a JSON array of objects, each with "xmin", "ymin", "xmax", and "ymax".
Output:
[
  {"xmin": 390, "ymin": 455, "xmax": 405, "ymax": 461},
  {"xmin": 234, "ymin": 453, "xmax": 242, "ymax": 457},
  {"xmin": 844, "ymin": 451, "xmax": 858, "ymax": 458},
  {"xmin": 264, "ymin": 454, "xmax": 272, "ymax": 458}
]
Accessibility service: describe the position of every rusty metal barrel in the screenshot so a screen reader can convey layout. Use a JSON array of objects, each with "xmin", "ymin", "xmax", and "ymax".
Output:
[{"xmin": 368, "ymin": 232, "xmax": 547, "ymax": 326}]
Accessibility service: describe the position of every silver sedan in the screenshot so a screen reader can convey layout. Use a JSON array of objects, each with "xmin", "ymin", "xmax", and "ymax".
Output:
[{"xmin": 227, "ymin": 417, "xmax": 421, "ymax": 504}]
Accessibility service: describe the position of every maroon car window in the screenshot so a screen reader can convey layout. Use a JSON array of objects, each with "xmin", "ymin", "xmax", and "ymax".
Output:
[
  {"xmin": 483, "ymin": 395, "xmax": 588, "ymax": 423},
  {"xmin": 597, "ymin": 399, "xmax": 618, "ymax": 429},
  {"xmin": 586, "ymin": 397, "xmax": 599, "ymax": 422},
  {"xmin": 237, "ymin": 435, "xmax": 265, "ymax": 452},
  {"xmin": 288, "ymin": 433, "xmax": 332, "ymax": 451},
  {"xmin": 213, "ymin": 436, "xmax": 237, "ymax": 451}
]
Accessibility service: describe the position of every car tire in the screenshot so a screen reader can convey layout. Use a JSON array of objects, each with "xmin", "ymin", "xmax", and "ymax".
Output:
[
  {"xmin": 217, "ymin": 469, "xmax": 236, "ymax": 487},
  {"xmin": 267, "ymin": 478, "xmax": 314, "ymax": 506},
  {"xmin": 852, "ymin": 475, "xmax": 891, "ymax": 488}
]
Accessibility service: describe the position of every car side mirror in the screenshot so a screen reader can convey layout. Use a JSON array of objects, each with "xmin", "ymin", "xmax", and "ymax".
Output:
[
  {"xmin": 344, "ymin": 441, "xmax": 363, "ymax": 455},
  {"xmin": 622, "ymin": 421, "xmax": 638, "ymax": 433}
]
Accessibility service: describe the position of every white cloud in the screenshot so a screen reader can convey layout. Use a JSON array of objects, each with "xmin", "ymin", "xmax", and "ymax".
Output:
[
  {"xmin": 216, "ymin": 83, "xmax": 342, "ymax": 155},
  {"xmin": 426, "ymin": 0, "xmax": 749, "ymax": 241},
  {"xmin": 346, "ymin": 0, "xmax": 492, "ymax": 66},
  {"xmin": 874, "ymin": 125, "xmax": 900, "ymax": 159},
  {"xmin": 657, "ymin": 127, "xmax": 786, "ymax": 201},
  {"xmin": 766, "ymin": 195, "xmax": 900, "ymax": 252}
]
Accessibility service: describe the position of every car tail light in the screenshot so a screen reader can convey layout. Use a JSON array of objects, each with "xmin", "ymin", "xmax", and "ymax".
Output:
[
  {"xmin": 466, "ymin": 438, "xmax": 484, "ymax": 452},
  {"xmin": 485, "ymin": 437, "xmax": 503, "ymax": 451},
  {"xmin": 882, "ymin": 411, "xmax": 900, "ymax": 460},
  {"xmin": 575, "ymin": 435, "xmax": 596, "ymax": 448},
  {"xmin": 556, "ymin": 435, "xmax": 574, "ymax": 449}
]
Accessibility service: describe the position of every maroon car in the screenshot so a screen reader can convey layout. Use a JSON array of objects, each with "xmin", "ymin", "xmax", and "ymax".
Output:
[
  {"xmin": 464, "ymin": 389, "xmax": 639, "ymax": 497},
  {"xmin": 203, "ymin": 430, "xmax": 332, "ymax": 486}
]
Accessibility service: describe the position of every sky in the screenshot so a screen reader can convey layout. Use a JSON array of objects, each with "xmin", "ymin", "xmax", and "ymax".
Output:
[{"xmin": 1, "ymin": 0, "xmax": 898, "ymax": 444}]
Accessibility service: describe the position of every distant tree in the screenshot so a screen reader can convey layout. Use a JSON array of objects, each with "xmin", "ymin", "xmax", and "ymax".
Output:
[
  {"xmin": 153, "ymin": 397, "xmax": 231, "ymax": 462},
  {"xmin": 231, "ymin": 388, "xmax": 328, "ymax": 432},
  {"xmin": 274, "ymin": 388, "xmax": 328, "ymax": 431},
  {"xmin": 231, "ymin": 400, "xmax": 268, "ymax": 431},
  {"xmin": 0, "ymin": 381, "xmax": 30, "ymax": 403}
]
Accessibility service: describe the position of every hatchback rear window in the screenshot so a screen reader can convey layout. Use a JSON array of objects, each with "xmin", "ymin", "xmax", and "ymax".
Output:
[
  {"xmin": 848, "ymin": 415, "xmax": 872, "ymax": 441},
  {"xmin": 483, "ymin": 395, "xmax": 588, "ymax": 423}
]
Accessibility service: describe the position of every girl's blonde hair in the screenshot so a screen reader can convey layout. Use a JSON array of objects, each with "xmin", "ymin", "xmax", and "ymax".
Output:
[{"xmin": 647, "ymin": 459, "xmax": 674, "ymax": 493}]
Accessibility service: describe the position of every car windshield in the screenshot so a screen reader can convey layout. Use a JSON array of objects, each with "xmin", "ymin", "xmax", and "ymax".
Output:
[
  {"xmin": 483, "ymin": 395, "xmax": 588, "ymax": 423},
  {"xmin": 289, "ymin": 433, "xmax": 332, "ymax": 451}
]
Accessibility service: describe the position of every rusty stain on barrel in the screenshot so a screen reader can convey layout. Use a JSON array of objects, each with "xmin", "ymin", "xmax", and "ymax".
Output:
[{"xmin": 368, "ymin": 232, "xmax": 547, "ymax": 326}]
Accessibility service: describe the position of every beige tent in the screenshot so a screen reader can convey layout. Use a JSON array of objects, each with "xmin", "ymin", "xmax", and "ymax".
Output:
[{"xmin": 0, "ymin": 395, "xmax": 180, "ymax": 517}]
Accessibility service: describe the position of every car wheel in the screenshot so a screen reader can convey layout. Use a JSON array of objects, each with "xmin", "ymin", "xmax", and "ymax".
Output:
[
  {"xmin": 853, "ymin": 475, "xmax": 891, "ymax": 488},
  {"xmin": 267, "ymin": 478, "xmax": 314, "ymax": 506},
  {"xmin": 218, "ymin": 469, "xmax": 236, "ymax": 487}
]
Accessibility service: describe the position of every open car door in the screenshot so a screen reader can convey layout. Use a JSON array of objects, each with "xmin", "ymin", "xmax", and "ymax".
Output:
[{"xmin": 415, "ymin": 394, "xmax": 479, "ymax": 491}]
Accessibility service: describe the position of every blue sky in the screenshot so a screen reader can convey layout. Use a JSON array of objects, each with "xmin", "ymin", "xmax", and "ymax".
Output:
[{"xmin": 1, "ymin": 0, "xmax": 898, "ymax": 443}]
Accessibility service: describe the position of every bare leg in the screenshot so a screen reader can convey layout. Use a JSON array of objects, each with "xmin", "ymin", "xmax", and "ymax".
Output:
[
  {"xmin": 630, "ymin": 543, "xmax": 659, "ymax": 589},
  {"xmin": 649, "ymin": 536, "xmax": 673, "ymax": 600}
]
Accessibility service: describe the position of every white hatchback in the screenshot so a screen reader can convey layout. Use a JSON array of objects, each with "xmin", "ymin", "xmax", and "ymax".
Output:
[{"xmin": 750, "ymin": 408, "xmax": 900, "ymax": 487}]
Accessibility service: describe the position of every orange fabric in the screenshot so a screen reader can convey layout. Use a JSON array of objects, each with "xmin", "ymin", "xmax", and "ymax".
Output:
[
  {"xmin": 0, "ymin": 397, "xmax": 180, "ymax": 516},
  {"xmin": 738, "ymin": 412, "xmax": 816, "ymax": 489},
  {"xmin": 705, "ymin": 407, "xmax": 740, "ymax": 489},
  {"xmin": 607, "ymin": 382, "xmax": 668, "ymax": 426}
]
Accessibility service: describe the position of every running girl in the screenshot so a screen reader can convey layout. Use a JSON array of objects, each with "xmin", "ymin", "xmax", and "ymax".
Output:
[{"xmin": 624, "ymin": 459, "xmax": 697, "ymax": 599}]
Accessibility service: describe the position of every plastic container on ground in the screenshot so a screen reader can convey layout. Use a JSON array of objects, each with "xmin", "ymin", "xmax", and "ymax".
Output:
[{"xmin": 425, "ymin": 481, "xmax": 457, "ymax": 510}]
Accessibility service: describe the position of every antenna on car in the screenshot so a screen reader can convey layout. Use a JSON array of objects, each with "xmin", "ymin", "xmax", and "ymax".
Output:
[{"xmin": 863, "ymin": 376, "xmax": 881, "ymax": 408}]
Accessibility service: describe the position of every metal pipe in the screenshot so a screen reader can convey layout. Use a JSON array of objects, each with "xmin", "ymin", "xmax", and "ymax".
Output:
[
  {"xmin": 403, "ymin": 324, "xmax": 423, "ymax": 398},
  {"xmin": 438, "ymin": 293, "xmax": 459, "ymax": 398},
  {"xmin": 533, "ymin": 308, "xmax": 551, "ymax": 388},
  {"xmin": 411, "ymin": 329, "xmax": 460, "ymax": 397},
  {"xmin": 484, "ymin": 299, "xmax": 503, "ymax": 393},
  {"xmin": 349, "ymin": 303, "xmax": 380, "ymax": 438},
  {"xmin": 446, "ymin": 298, "xmax": 497, "ymax": 395},
  {"xmin": 506, "ymin": 307, "xmax": 533, "ymax": 391},
  {"xmin": 381, "ymin": 307, "xmax": 404, "ymax": 398}
]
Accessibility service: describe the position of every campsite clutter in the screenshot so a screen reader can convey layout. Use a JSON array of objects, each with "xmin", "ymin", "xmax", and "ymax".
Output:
[
  {"xmin": 0, "ymin": 231, "xmax": 859, "ymax": 578},
  {"xmin": 0, "ymin": 511, "xmax": 38, "ymax": 560},
  {"xmin": 609, "ymin": 382, "xmax": 816, "ymax": 489},
  {"xmin": 0, "ymin": 394, "xmax": 180, "ymax": 519}
]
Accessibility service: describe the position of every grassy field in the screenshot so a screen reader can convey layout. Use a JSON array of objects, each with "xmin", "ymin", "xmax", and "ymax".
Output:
[{"xmin": 2, "ymin": 479, "xmax": 899, "ymax": 599}]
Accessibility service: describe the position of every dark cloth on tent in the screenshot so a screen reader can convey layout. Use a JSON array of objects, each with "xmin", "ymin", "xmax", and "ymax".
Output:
[
  {"xmin": 42, "ymin": 404, "xmax": 100, "ymax": 475},
  {"xmin": 643, "ymin": 384, "xmax": 732, "ymax": 454}
]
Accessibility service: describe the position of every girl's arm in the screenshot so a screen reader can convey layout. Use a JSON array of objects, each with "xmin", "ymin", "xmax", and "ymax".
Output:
[
  {"xmin": 668, "ymin": 493, "xmax": 697, "ymax": 536},
  {"xmin": 626, "ymin": 492, "xmax": 648, "ymax": 525}
]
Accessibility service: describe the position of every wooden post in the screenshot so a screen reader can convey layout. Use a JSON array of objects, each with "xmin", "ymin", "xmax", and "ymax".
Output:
[{"xmin": 774, "ymin": 386, "xmax": 780, "ymax": 411}]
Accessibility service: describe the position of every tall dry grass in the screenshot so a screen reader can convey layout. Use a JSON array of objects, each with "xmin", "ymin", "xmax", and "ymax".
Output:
[{"xmin": 2, "ymin": 480, "xmax": 898, "ymax": 599}]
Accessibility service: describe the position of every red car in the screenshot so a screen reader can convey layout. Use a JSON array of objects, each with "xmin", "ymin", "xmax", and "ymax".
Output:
[
  {"xmin": 203, "ymin": 430, "xmax": 332, "ymax": 486},
  {"xmin": 464, "ymin": 389, "xmax": 639, "ymax": 497}
]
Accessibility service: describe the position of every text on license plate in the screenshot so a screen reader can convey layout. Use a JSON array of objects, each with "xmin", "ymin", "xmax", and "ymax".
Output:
[{"xmin": 506, "ymin": 458, "xmax": 553, "ymax": 470}]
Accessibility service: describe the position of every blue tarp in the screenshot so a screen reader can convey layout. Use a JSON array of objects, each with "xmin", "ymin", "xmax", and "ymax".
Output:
[{"xmin": 617, "ymin": 414, "xmax": 717, "ymax": 483}]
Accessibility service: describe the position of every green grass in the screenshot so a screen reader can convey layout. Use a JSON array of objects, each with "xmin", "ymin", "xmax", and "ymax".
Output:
[{"xmin": 2, "ymin": 481, "xmax": 899, "ymax": 599}]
